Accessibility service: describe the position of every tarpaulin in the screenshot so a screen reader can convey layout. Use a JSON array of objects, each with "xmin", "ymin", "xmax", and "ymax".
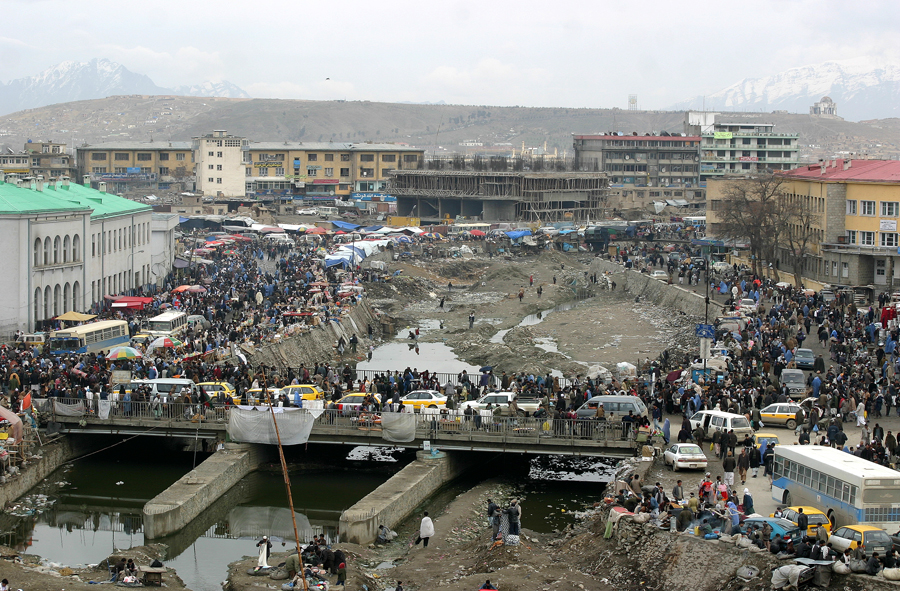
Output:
[
  {"xmin": 98, "ymin": 400, "xmax": 111, "ymax": 419},
  {"xmin": 0, "ymin": 406, "xmax": 22, "ymax": 441},
  {"xmin": 505, "ymin": 229, "xmax": 532, "ymax": 239},
  {"xmin": 227, "ymin": 408, "xmax": 316, "ymax": 445},
  {"xmin": 331, "ymin": 220, "xmax": 361, "ymax": 230},
  {"xmin": 380, "ymin": 412, "xmax": 416, "ymax": 442},
  {"xmin": 227, "ymin": 506, "xmax": 313, "ymax": 540},
  {"xmin": 53, "ymin": 400, "xmax": 85, "ymax": 416}
]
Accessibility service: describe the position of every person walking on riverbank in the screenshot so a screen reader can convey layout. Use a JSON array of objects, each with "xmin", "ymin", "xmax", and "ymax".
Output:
[
  {"xmin": 469, "ymin": 311, "xmax": 475, "ymax": 330},
  {"xmin": 417, "ymin": 511, "xmax": 434, "ymax": 547}
]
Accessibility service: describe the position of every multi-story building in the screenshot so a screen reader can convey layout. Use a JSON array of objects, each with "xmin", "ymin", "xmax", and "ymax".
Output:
[
  {"xmin": 76, "ymin": 140, "xmax": 194, "ymax": 194},
  {"xmin": 685, "ymin": 112, "xmax": 803, "ymax": 183},
  {"xmin": 0, "ymin": 173, "xmax": 158, "ymax": 336},
  {"xmin": 573, "ymin": 134, "xmax": 703, "ymax": 209},
  {"xmin": 194, "ymin": 130, "xmax": 247, "ymax": 198},
  {"xmin": 1, "ymin": 141, "xmax": 76, "ymax": 180},
  {"xmin": 243, "ymin": 142, "xmax": 424, "ymax": 201}
]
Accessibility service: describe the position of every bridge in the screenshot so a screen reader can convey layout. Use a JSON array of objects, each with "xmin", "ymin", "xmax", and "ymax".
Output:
[{"xmin": 46, "ymin": 400, "xmax": 639, "ymax": 458}]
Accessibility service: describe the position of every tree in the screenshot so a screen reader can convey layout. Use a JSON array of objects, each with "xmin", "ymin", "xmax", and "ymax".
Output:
[{"xmin": 778, "ymin": 192, "xmax": 822, "ymax": 288}]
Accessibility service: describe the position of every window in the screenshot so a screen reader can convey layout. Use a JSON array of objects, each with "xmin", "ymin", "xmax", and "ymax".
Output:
[
  {"xmin": 159, "ymin": 153, "xmax": 169, "ymax": 161},
  {"xmin": 91, "ymin": 153, "xmax": 107, "ymax": 160},
  {"xmin": 137, "ymin": 153, "xmax": 152, "ymax": 161},
  {"xmin": 324, "ymin": 154, "xmax": 334, "ymax": 161},
  {"xmin": 246, "ymin": 167, "xmax": 252, "ymax": 176},
  {"xmin": 324, "ymin": 167, "xmax": 334, "ymax": 177},
  {"xmin": 208, "ymin": 164, "xmax": 214, "ymax": 170},
  {"xmin": 861, "ymin": 200, "xmax": 876, "ymax": 216},
  {"xmin": 306, "ymin": 168, "xmax": 316, "ymax": 177},
  {"xmin": 63, "ymin": 235, "xmax": 70, "ymax": 263},
  {"xmin": 882, "ymin": 233, "xmax": 898, "ymax": 247},
  {"xmin": 360, "ymin": 154, "xmax": 375, "ymax": 162},
  {"xmin": 275, "ymin": 167, "xmax": 285, "ymax": 176},
  {"xmin": 846, "ymin": 230, "xmax": 856, "ymax": 244},
  {"xmin": 208, "ymin": 151, "xmax": 214, "ymax": 156},
  {"xmin": 308, "ymin": 154, "xmax": 318, "ymax": 162},
  {"xmin": 217, "ymin": 165, "xmax": 223, "ymax": 171},
  {"xmin": 176, "ymin": 153, "xmax": 186, "ymax": 161},
  {"xmin": 340, "ymin": 167, "xmax": 350, "ymax": 177},
  {"xmin": 208, "ymin": 177, "xmax": 214, "ymax": 183},
  {"xmin": 114, "ymin": 167, "xmax": 127, "ymax": 174},
  {"xmin": 258, "ymin": 168, "xmax": 268, "ymax": 177},
  {"xmin": 217, "ymin": 178, "xmax": 222, "ymax": 184},
  {"xmin": 159, "ymin": 167, "xmax": 169, "ymax": 175},
  {"xmin": 860, "ymin": 231, "xmax": 875, "ymax": 246},
  {"xmin": 217, "ymin": 151, "xmax": 223, "ymax": 157},
  {"xmin": 360, "ymin": 167, "xmax": 374, "ymax": 177},
  {"xmin": 341, "ymin": 154, "xmax": 350, "ymax": 161},
  {"xmin": 883, "ymin": 202, "xmax": 899, "ymax": 217},
  {"xmin": 381, "ymin": 154, "xmax": 396, "ymax": 162},
  {"xmin": 403, "ymin": 154, "xmax": 418, "ymax": 163},
  {"xmin": 115, "ymin": 153, "xmax": 130, "ymax": 161}
]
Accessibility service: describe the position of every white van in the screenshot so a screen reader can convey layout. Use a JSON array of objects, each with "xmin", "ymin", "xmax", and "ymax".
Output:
[
  {"xmin": 689, "ymin": 410, "xmax": 753, "ymax": 438},
  {"xmin": 780, "ymin": 369, "xmax": 807, "ymax": 399},
  {"xmin": 318, "ymin": 207, "xmax": 339, "ymax": 219},
  {"xmin": 130, "ymin": 378, "xmax": 199, "ymax": 401}
]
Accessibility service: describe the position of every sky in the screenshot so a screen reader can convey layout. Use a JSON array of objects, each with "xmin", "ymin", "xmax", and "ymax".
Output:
[{"xmin": 1, "ymin": 0, "xmax": 899, "ymax": 109}]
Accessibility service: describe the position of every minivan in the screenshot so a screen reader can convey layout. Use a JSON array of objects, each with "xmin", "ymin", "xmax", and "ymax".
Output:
[
  {"xmin": 129, "ymin": 378, "xmax": 199, "ymax": 401},
  {"xmin": 780, "ymin": 369, "xmax": 807, "ymax": 399},
  {"xmin": 318, "ymin": 206, "xmax": 339, "ymax": 219},
  {"xmin": 576, "ymin": 395, "xmax": 649, "ymax": 420},
  {"xmin": 689, "ymin": 410, "xmax": 754, "ymax": 438}
]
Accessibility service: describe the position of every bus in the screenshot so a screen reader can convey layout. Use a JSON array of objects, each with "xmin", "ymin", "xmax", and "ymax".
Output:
[
  {"xmin": 683, "ymin": 216, "xmax": 706, "ymax": 232},
  {"xmin": 49, "ymin": 320, "xmax": 130, "ymax": 355},
  {"xmin": 773, "ymin": 445, "xmax": 900, "ymax": 530},
  {"xmin": 145, "ymin": 311, "xmax": 188, "ymax": 338}
]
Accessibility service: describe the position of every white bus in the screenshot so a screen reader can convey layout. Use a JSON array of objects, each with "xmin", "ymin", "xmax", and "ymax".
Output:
[
  {"xmin": 773, "ymin": 445, "xmax": 900, "ymax": 530},
  {"xmin": 145, "ymin": 311, "xmax": 188, "ymax": 338},
  {"xmin": 49, "ymin": 320, "xmax": 130, "ymax": 355},
  {"xmin": 682, "ymin": 216, "xmax": 706, "ymax": 231}
]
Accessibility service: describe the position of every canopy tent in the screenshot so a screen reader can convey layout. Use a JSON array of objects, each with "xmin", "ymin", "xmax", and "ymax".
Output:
[
  {"xmin": 56, "ymin": 311, "xmax": 97, "ymax": 322},
  {"xmin": 505, "ymin": 229, "xmax": 532, "ymax": 239},
  {"xmin": 360, "ymin": 225, "xmax": 383, "ymax": 233},
  {"xmin": 110, "ymin": 296, "xmax": 153, "ymax": 310},
  {"xmin": 469, "ymin": 229, "xmax": 486, "ymax": 236},
  {"xmin": 306, "ymin": 226, "xmax": 328, "ymax": 234},
  {"xmin": 331, "ymin": 220, "xmax": 362, "ymax": 231}
]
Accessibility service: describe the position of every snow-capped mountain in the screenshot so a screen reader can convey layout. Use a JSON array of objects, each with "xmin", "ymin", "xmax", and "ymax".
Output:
[
  {"xmin": 0, "ymin": 59, "xmax": 250, "ymax": 116},
  {"xmin": 671, "ymin": 58, "xmax": 900, "ymax": 121},
  {"xmin": 172, "ymin": 81, "xmax": 250, "ymax": 99}
]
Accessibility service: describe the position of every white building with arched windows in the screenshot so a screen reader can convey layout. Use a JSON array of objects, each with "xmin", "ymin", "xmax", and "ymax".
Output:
[{"xmin": 0, "ymin": 174, "xmax": 154, "ymax": 337}]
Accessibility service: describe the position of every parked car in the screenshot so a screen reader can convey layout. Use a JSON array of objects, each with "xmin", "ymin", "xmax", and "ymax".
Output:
[
  {"xmin": 245, "ymin": 387, "xmax": 281, "ymax": 405},
  {"xmin": 794, "ymin": 348, "xmax": 816, "ymax": 369},
  {"xmin": 400, "ymin": 389, "xmax": 447, "ymax": 411},
  {"xmin": 296, "ymin": 207, "xmax": 318, "ymax": 215},
  {"xmin": 771, "ymin": 507, "xmax": 832, "ymax": 537},
  {"xmin": 281, "ymin": 384, "xmax": 326, "ymax": 404},
  {"xmin": 197, "ymin": 382, "xmax": 236, "ymax": 403},
  {"xmin": 576, "ymin": 395, "xmax": 649, "ymax": 420},
  {"xmin": 828, "ymin": 525, "xmax": 894, "ymax": 557},
  {"xmin": 752, "ymin": 432, "xmax": 782, "ymax": 449},
  {"xmin": 650, "ymin": 270, "xmax": 669, "ymax": 280},
  {"xmin": 336, "ymin": 393, "xmax": 381, "ymax": 415},
  {"xmin": 458, "ymin": 392, "xmax": 538, "ymax": 416},
  {"xmin": 760, "ymin": 403, "xmax": 803, "ymax": 429},
  {"xmin": 739, "ymin": 298, "xmax": 758, "ymax": 313},
  {"xmin": 688, "ymin": 410, "xmax": 754, "ymax": 438},
  {"xmin": 742, "ymin": 517, "xmax": 803, "ymax": 541},
  {"xmin": 663, "ymin": 443, "xmax": 708, "ymax": 471},
  {"xmin": 780, "ymin": 369, "xmax": 808, "ymax": 399}
]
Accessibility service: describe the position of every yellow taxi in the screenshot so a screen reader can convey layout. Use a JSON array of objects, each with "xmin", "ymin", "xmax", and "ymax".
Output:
[
  {"xmin": 759, "ymin": 402, "xmax": 803, "ymax": 429},
  {"xmin": 281, "ymin": 384, "xmax": 325, "ymax": 404},
  {"xmin": 197, "ymin": 382, "xmax": 237, "ymax": 402},
  {"xmin": 770, "ymin": 506, "xmax": 831, "ymax": 537},
  {"xmin": 131, "ymin": 333, "xmax": 153, "ymax": 346},
  {"xmin": 752, "ymin": 432, "xmax": 781, "ymax": 449},
  {"xmin": 245, "ymin": 387, "xmax": 281, "ymax": 405},
  {"xmin": 400, "ymin": 389, "xmax": 447, "ymax": 411},
  {"xmin": 827, "ymin": 524, "xmax": 894, "ymax": 556}
]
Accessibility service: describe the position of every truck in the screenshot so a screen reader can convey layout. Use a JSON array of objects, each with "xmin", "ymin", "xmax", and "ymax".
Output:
[{"xmin": 458, "ymin": 391, "xmax": 541, "ymax": 416}]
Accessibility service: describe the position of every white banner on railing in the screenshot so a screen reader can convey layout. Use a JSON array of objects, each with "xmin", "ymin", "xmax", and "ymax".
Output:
[
  {"xmin": 98, "ymin": 400, "xmax": 111, "ymax": 420},
  {"xmin": 381, "ymin": 412, "xmax": 416, "ymax": 442},
  {"xmin": 227, "ymin": 407, "xmax": 315, "ymax": 445},
  {"xmin": 53, "ymin": 401, "xmax": 85, "ymax": 416}
]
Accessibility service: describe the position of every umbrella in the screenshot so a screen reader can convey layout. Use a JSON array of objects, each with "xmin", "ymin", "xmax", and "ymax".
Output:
[
  {"xmin": 106, "ymin": 346, "xmax": 142, "ymax": 360},
  {"xmin": 172, "ymin": 285, "xmax": 191, "ymax": 293},
  {"xmin": 665, "ymin": 370, "xmax": 683, "ymax": 382},
  {"xmin": 148, "ymin": 336, "xmax": 184, "ymax": 349},
  {"xmin": 479, "ymin": 365, "xmax": 493, "ymax": 372},
  {"xmin": 307, "ymin": 227, "xmax": 328, "ymax": 234},
  {"xmin": 470, "ymin": 229, "xmax": 486, "ymax": 237},
  {"xmin": 187, "ymin": 285, "xmax": 207, "ymax": 294},
  {"xmin": 335, "ymin": 230, "xmax": 347, "ymax": 235}
]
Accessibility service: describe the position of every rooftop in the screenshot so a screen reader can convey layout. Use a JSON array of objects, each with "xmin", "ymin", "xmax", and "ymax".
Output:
[
  {"xmin": 247, "ymin": 142, "xmax": 423, "ymax": 152},
  {"xmin": 78, "ymin": 140, "xmax": 193, "ymax": 151},
  {"xmin": 0, "ymin": 178, "xmax": 151, "ymax": 218},
  {"xmin": 575, "ymin": 135, "xmax": 700, "ymax": 142},
  {"xmin": 781, "ymin": 159, "xmax": 900, "ymax": 183}
]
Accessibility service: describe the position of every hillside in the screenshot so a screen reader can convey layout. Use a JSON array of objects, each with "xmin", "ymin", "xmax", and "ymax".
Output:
[{"xmin": 1, "ymin": 96, "xmax": 898, "ymax": 160}]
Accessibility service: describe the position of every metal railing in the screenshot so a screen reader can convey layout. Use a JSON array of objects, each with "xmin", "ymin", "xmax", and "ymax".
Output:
[{"xmin": 48, "ymin": 400, "xmax": 636, "ymax": 448}]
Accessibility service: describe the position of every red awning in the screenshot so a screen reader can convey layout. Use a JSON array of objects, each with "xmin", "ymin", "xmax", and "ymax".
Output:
[{"xmin": 111, "ymin": 296, "xmax": 153, "ymax": 310}]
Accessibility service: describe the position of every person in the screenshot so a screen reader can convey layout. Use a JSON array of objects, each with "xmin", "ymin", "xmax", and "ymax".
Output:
[
  {"xmin": 284, "ymin": 550, "xmax": 302, "ymax": 580},
  {"xmin": 671, "ymin": 479, "xmax": 684, "ymax": 502},
  {"xmin": 469, "ymin": 311, "xmax": 475, "ymax": 329},
  {"xmin": 336, "ymin": 561, "xmax": 347, "ymax": 586},
  {"xmin": 796, "ymin": 507, "xmax": 808, "ymax": 533},
  {"xmin": 867, "ymin": 552, "xmax": 882, "ymax": 576},
  {"xmin": 418, "ymin": 511, "xmax": 434, "ymax": 547},
  {"xmin": 376, "ymin": 524, "xmax": 396, "ymax": 544},
  {"xmin": 741, "ymin": 488, "xmax": 754, "ymax": 514},
  {"xmin": 737, "ymin": 447, "xmax": 750, "ymax": 485},
  {"xmin": 256, "ymin": 535, "xmax": 272, "ymax": 568},
  {"xmin": 395, "ymin": 581, "xmax": 403, "ymax": 591},
  {"xmin": 487, "ymin": 498, "xmax": 501, "ymax": 540},
  {"xmin": 698, "ymin": 518, "xmax": 713, "ymax": 536},
  {"xmin": 723, "ymin": 450, "xmax": 736, "ymax": 486},
  {"xmin": 480, "ymin": 581, "xmax": 498, "ymax": 590},
  {"xmin": 0, "ymin": 579, "xmax": 7, "ymax": 591},
  {"xmin": 506, "ymin": 499, "xmax": 522, "ymax": 536}
]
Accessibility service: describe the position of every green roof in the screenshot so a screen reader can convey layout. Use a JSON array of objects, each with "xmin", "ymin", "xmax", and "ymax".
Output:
[{"xmin": 0, "ymin": 180, "xmax": 151, "ymax": 218}]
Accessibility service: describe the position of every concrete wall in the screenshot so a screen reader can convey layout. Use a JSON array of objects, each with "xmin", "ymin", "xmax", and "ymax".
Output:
[
  {"xmin": 0, "ymin": 435, "xmax": 102, "ymax": 508},
  {"xmin": 339, "ymin": 450, "xmax": 470, "ymax": 545},
  {"xmin": 143, "ymin": 442, "xmax": 267, "ymax": 539},
  {"xmin": 589, "ymin": 259, "xmax": 709, "ymax": 318}
]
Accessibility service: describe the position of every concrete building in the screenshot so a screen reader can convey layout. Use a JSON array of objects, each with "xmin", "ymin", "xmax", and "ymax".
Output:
[
  {"xmin": 76, "ymin": 140, "xmax": 195, "ymax": 194},
  {"xmin": 193, "ymin": 130, "xmax": 247, "ymax": 198},
  {"xmin": 573, "ymin": 134, "xmax": 704, "ymax": 210},
  {"xmin": 685, "ymin": 112, "xmax": 802, "ymax": 183},
  {"xmin": 0, "ymin": 174, "xmax": 155, "ymax": 336},
  {"xmin": 388, "ymin": 167, "xmax": 608, "ymax": 223},
  {"xmin": 243, "ymin": 142, "xmax": 424, "ymax": 201},
  {"xmin": 1, "ymin": 142, "xmax": 76, "ymax": 181},
  {"xmin": 810, "ymin": 96, "xmax": 838, "ymax": 117}
]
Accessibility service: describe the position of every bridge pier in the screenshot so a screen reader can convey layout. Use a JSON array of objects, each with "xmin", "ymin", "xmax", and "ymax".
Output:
[
  {"xmin": 143, "ymin": 442, "xmax": 269, "ymax": 539},
  {"xmin": 338, "ymin": 449, "xmax": 472, "ymax": 545}
]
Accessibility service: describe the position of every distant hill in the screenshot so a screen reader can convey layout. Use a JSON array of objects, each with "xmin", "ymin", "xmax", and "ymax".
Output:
[
  {"xmin": 672, "ymin": 57, "xmax": 900, "ymax": 121},
  {"xmin": 0, "ymin": 59, "xmax": 249, "ymax": 116},
  {"xmin": 0, "ymin": 96, "xmax": 897, "ymax": 161}
]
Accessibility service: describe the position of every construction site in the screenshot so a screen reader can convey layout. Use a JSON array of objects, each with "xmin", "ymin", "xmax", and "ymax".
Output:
[{"xmin": 387, "ymin": 162, "xmax": 609, "ymax": 223}]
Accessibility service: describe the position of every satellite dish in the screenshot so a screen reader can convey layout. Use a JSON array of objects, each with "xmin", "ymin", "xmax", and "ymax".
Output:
[
  {"xmin": 329, "ymin": 191, "xmax": 334, "ymax": 196},
  {"xmin": 624, "ymin": 155, "xmax": 630, "ymax": 160}
]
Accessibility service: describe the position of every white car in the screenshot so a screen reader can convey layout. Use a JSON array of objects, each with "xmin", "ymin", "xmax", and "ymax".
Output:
[
  {"xmin": 400, "ymin": 389, "xmax": 447, "ymax": 410},
  {"xmin": 296, "ymin": 207, "xmax": 318, "ymax": 215},
  {"xmin": 739, "ymin": 298, "xmax": 758, "ymax": 313},
  {"xmin": 537, "ymin": 226, "xmax": 560, "ymax": 236},
  {"xmin": 650, "ymin": 270, "xmax": 669, "ymax": 280},
  {"xmin": 663, "ymin": 443, "xmax": 708, "ymax": 472}
]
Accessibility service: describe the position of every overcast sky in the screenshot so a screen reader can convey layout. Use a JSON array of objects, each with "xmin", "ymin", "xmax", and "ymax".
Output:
[{"xmin": 2, "ymin": 0, "xmax": 898, "ymax": 108}]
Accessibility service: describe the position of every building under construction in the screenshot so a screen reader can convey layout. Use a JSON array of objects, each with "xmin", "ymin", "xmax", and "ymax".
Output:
[{"xmin": 387, "ymin": 166, "xmax": 609, "ymax": 223}]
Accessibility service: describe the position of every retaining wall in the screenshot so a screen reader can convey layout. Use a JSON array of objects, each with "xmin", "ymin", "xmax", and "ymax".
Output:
[
  {"xmin": 338, "ymin": 450, "xmax": 470, "ymax": 545},
  {"xmin": 590, "ymin": 259, "xmax": 710, "ymax": 318},
  {"xmin": 0, "ymin": 435, "xmax": 102, "ymax": 508},
  {"xmin": 143, "ymin": 442, "xmax": 268, "ymax": 539}
]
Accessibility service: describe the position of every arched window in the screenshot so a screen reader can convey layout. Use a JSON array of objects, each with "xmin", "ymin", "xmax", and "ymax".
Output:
[
  {"xmin": 53, "ymin": 284, "xmax": 61, "ymax": 317},
  {"xmin": 63, "ymin": 235, "xmax": 70, "ymax": 263},
  {"xmin": 72, "ymin": 234, "xmax": 80, "ymax": 262},
  {"xmin": 53, "ymin": 236, "xmax": 60, "ymax": 264},
  {"xmin": 73, "ymin": 281, "xmax": 80, "ymax": 311},
  {"xmin": 63, "ymin": 283, "xmax": 70, "ymax": 312},
  {"xmin": 43, "ymin": 286, "xmax": 51, "ymax": 319},
  {"xmin": 34, "ymin": 288, "xmax": 41, "ymax": 322},
  {"xmin": 34, "ymin": 238, "xmax": 42, "ymax": 267},
  {"xmin": 43, "ymin": 237, "xmax": 51, "ymax": 266}
]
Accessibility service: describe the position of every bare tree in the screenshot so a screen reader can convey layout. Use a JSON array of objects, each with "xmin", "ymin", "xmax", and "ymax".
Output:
[{"xmin": 778, "ymin": 193, "xmax": 822, "ymax": 288}]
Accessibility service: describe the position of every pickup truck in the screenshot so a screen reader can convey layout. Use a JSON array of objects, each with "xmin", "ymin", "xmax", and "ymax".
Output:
[{"xmin": 459, "ymin": 391, "xmax": 541, "ymax": 416}]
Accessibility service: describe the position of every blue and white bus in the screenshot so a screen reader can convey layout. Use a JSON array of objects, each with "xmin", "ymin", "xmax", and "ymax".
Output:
[
  {"xmin": 773, "ymin": 445, "xmax": 900, "ymax": 530},
  {"xmin": 49, "ymin": 320, "xmax": 130, "ymax": 355}
]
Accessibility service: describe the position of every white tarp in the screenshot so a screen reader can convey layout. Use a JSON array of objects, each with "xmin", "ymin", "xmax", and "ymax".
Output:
[
  {"xmin": 380, "ymin": 412, "xmax": 416, "ymax": 442},
  {"xmin": 53, "ymin": 401, "xmax": 85, "ymax": 416},
  {"xmin": 227, "ymin": 506, "xmax": 313, "ymax": 540},
  {"xmin": 98, "ymin": 400, "xmax": 111, "ymax": 419},
  {"xmin": 227, "ymin": 407, "xmax": 316, "ymax": 445}
]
